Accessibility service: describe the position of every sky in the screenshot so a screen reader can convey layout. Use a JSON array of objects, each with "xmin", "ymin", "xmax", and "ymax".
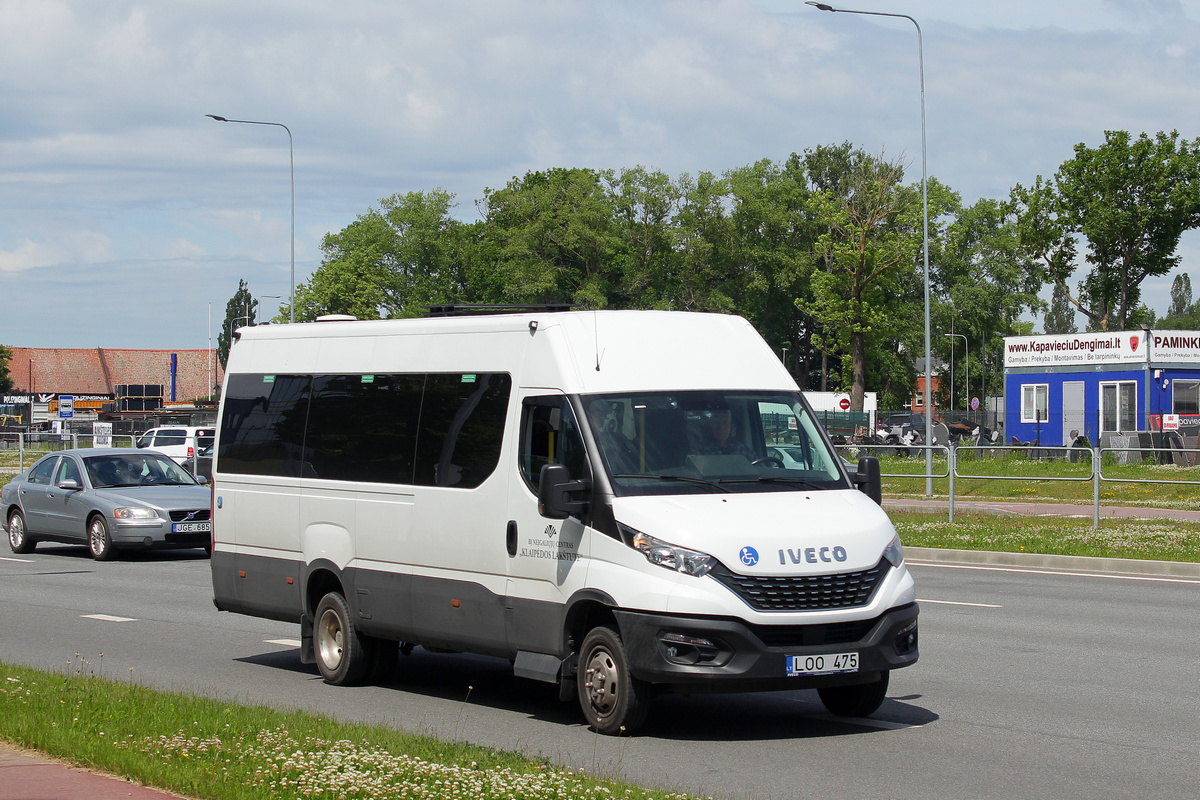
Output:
[{"xmin": 2, "ymin": 0, "xmax": 1200, "ymax": 351}]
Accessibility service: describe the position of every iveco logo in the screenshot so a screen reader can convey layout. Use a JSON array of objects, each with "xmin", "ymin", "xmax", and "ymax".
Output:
[
  {"xmin": 780, "ymin": 546, "xmax": 848, "ymax": 564},
  {"xmin": 739, "ymin": 546, "xmax": 759, "ymax": 566}
]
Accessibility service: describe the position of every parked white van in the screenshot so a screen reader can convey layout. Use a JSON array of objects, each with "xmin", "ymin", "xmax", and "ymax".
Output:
[
  {"xmin": 136, "ymin": 426, "xmax": 215, "ymax": 466},
  {"xmin": 211, "ymin": 308, "xmax": 918, "ymax": 734}
]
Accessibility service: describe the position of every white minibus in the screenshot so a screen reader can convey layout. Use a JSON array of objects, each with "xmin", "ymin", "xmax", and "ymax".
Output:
[{"xmin": 211, "ymin": 308, "xmax": 918, "ymax": 734}]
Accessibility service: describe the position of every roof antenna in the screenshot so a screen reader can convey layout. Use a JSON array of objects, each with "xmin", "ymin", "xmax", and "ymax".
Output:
[{"xmin": 594, "ymin": 309, "xmax": 604, "ymax": 371}]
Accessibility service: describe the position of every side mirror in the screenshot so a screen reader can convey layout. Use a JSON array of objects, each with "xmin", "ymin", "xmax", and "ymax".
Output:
[
  {"xmin": 57, "ymin": 478, "xmax": 82, "ymax": 491},
  {"xmin": 538, "ymin": 464, "xmax": 591, "ymax": 520},
  {"xmin": 853, "ymin": 456, "xmax": 882, "ymax": 505}
]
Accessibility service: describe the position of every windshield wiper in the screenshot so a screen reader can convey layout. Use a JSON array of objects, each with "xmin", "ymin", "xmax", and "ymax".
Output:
[
  {"xmin": 611, "ymin": 473, "xmax": 731, "ymax": 492},
  {"xmin": 720, "ymin": 476, "xmax": 826, "ymax": 490}
]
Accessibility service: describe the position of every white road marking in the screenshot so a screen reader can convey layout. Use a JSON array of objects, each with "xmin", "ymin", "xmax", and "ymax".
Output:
[
  {"xmin": 0, "ymin": 557, "xmax": 35, "ymax": 563},
  {"xmin": 909, "ymin": 560, "xmax": 1200, "ymax": 585},
  {"xmin": 917, "ymin": 598, "xmax": 1002, "ymax": 608},
  {"xmin": 264, "ymin": 639, "xmax": 302, "ymax": 648},
  {"xmin": 80, "ymin": 614, "xmax": 137, "ymax": 622}
]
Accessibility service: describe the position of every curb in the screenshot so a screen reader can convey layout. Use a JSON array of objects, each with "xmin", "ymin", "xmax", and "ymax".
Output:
[{"xmin": 905, "ymin": 545, "xmax": 1200, "ymax": 579}]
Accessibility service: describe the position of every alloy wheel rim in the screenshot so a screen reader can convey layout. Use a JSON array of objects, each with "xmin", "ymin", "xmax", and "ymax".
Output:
[{"xmin": 318, "ymin": 609, "xmax": 344, "ymax": 670}]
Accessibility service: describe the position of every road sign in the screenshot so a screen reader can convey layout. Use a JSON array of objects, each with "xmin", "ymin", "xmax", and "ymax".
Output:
[
  {"xmin": 58, "ymin": 395, "xmax": 74, "ymax": 419},
  {"xmin": 839, "ymin": 398, "xmax": 851, "ymax": 410},
  {"xmin": 970, "ymin": 396, "xmax": 980, "ymax": 411}
]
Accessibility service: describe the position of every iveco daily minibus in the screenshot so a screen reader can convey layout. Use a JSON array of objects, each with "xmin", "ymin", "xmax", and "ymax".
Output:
[{"xmin": 211, "ymin": 308, "xmax": 918, "ymax": 733}]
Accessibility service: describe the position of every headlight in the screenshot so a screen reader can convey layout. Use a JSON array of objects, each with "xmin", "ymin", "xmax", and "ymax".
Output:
[
  {"xmin": 883, "ymin": 532, "xmax": 905, "ymax": 567},
  {"xmin": 113, "ymin": 507, "xmax": 158, "ymax": 520},
  {"xmin": 622, "ymin": 524, "xmax": 717, "ymax": 578}
]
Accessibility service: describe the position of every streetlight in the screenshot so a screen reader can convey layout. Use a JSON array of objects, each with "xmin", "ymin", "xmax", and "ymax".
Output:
[
  {"xmin": 805, "ymin": 1, "xmax": 932, "ymax": 495},
  {"xmin": 944, "ymin": 333, "xmax": 968, "ymax": 411},
  {"xmin": 206, "ymin": 114, "xmax": 295, "ymax": 324}
]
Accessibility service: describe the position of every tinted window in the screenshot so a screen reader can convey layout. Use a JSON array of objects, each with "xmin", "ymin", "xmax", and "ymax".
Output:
[
  {"xmin": 28, "ymin": 457, "xmax": 58, "ymax": 485},
  {"xmin": 414, "ymin": 373, "xmax": 512, "ymax": 488},
  {"xmin": 218, "ymin": 374, "xmax": 312, "ymax": 476},
  {"xmin": 55, "ymin": 457, "xmax": 83, "ymax": 485},
  {"xmin": 196, "ymin": 429, "xmax": 216, "ymax": 448},
  {"xmin": 154, "ymin": 429, "xmax": 187, "ymax": 447},
  {"xmin": 519, "ymin": 396, "xmax": 588, "ymax": 490},
  {"xmin": 307, "ymin": 374, "xmax": 424, "ymax": 483}
]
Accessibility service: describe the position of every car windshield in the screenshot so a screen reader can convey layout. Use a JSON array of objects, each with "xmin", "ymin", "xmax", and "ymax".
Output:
[
  {"xmin": 84, "ymin": 452, "xmax": 200, "ymax": 488},
  {"xmin": 582, "ymin": 390, "xmax": 847, "ymax": 497}
]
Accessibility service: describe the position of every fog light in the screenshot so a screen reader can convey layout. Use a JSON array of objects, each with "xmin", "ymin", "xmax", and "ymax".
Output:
[
  {"xmin": 895, "ymin": 621, "xmax": 918, "ymax": 655},
  {"xmin": 660, "ymin": 633, "xmax": 722, "ymax": 665}
]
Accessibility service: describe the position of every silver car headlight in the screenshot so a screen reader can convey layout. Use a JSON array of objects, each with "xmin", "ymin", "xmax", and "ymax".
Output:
[
  {"xmin": 882, "ymin": 532, "xmax": 905, "ymax": 567},
  {"xmin": 621, "ymin": 524, "xmax": 717, "ymax": 578},
  {"xmin": 113, "ymin": 507, "xmax": 159, "ymax": 520}
]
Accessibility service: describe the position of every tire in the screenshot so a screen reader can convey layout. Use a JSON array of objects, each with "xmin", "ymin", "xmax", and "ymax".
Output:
[
  {"xmin": 817, "ymin": 671, "xmax": 890, "ymax": 717},
  {"xmin": 313, "ymin": 592, "xmax": 373, "ymax": 686},
  {"xmin": 7, "ymin": 510, "xmax": 34, "ymax": 554},
  {"xmin": 577, "ymin": 625, "xmax": 651, "ymax": 735},
  {"xmin": 87, "ymin": 515, "xmax": 117, "ymax": 561}
]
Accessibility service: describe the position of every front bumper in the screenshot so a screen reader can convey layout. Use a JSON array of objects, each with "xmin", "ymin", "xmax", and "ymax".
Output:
[
  {"xmin": 111, "ymin": 520, "xmax": 210, "ymax": 549},
  {"xmin": 614, "ymin": 602, "xmax": 918, "ymax": 692}
]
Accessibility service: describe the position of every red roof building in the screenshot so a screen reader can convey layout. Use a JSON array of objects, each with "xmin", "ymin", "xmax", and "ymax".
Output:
[{"xmin": 8, "ymin": 347, "xmax": 222, "ymax": 403}]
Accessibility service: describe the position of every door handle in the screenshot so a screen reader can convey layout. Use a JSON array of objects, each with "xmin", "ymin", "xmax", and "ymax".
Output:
[{"xmin": 506, "ymin": 520, "xmax": 518, "ymax": 557}]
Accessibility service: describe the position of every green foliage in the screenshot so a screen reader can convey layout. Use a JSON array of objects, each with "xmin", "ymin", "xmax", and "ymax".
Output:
[
  {"xmin": 0, "ymin": 344, "xmax": 13, "ymax": 393},
  {"xmin": 1012, "ymin": 130, "xmax": 1200, "ymax": 331},
  {"xmin": 1043, "ymin": 282, "xmax": 1077, "ymax": 334},
  {"xmin": 217, "ymin": 280, "xmax": 256, "ymax": 369}
]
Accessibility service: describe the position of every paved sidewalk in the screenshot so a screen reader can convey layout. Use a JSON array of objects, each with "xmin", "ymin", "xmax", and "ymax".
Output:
[
  {"xmin": 0, "ymin": 742, "xmax": 188, "ymax": 800},
  {"xmin": 885, "ymin": 496, "xmax": 1200, "ymax": 522}
]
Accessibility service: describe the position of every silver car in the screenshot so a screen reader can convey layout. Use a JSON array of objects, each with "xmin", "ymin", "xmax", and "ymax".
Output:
[{"xmin": 2, "ymin": 448, "xmax": 212, "ymax": 560}]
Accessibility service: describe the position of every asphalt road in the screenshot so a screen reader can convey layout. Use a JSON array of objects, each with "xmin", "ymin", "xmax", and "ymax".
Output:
[{"xmin": 0, "ymin": 544, "xmax": 1196, "ymax": 800}]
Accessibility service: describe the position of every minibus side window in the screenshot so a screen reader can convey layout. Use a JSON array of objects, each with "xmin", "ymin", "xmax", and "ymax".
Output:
[
  {"xmin": 306, "ymin": 374, "xmax": 423, "ymax": 483},
  {"xmin": 414, "ymin": 373, "xmax": 511, "ymax": 488},
  {"xmin": 218, "ymin": 374, "xmax": 312, "ymax": 477},
  {"xmin": 519, "ymin": 396, "xmax": 588, "ymax": 491}
]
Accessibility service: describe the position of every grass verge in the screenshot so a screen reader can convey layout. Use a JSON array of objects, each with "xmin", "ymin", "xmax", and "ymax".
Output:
[
  {"xmin": 892, "ymin": 510, "xmax": 1200, "ymax": 562},
  {"xmin": 0, "ymin": 656, "xmax": 703, "ymax": 800}
]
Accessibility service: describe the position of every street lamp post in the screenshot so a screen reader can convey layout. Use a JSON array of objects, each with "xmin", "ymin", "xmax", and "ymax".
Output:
[
  {"xmin": 944, "ymin": 333, "xmax": 968, "ymax": 411},
  {"xmin": 805, "ymin": 1, "xmax": 932, "ymax": 495},
  {"xmin": 206, "ymin": 115, "xmax": 295, "ymax": 324}
]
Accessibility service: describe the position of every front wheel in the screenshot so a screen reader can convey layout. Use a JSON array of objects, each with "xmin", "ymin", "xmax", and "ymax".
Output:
[
  {"xmin": 313, "ymin": 592, "xmax": 373, "ymax": 686},
  {"xmin": 88, "ymin": 515, "xmax": 116, "ymax": 561},
  {"xmin": 7, "ymin": 510, "xmax": 34, "ymax": 554},
  {"xmin": 577, "ymin": 625, "xmax": 651, "ymax": 735},
  {"xmin": 817, "ymin": 671, "xmax": 890, "ymax": 717}
]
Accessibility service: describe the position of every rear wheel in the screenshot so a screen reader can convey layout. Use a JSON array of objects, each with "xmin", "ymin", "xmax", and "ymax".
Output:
[
  {"xmin": 577, "ymin": 625, "xmax": 651, "ymax": 735},
  {"xmin": 87, "ymin": 515, "xmax": 116, "ymax": 561},
  {"xmin": 7, "ymin": 510, "xmax": 34, "ymax": 554},
  {"xmin": 817, "ymin": 671, "xmax": 890, "ymax": 717},
  {"xmin": 313, "ymin": 592, "xmax": 373, "ymax": 686}
]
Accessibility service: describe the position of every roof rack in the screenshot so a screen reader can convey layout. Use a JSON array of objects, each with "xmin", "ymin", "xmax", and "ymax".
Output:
[{"xmin": 421, "ymin": 304, "xmax": 576, "ymax": 317}]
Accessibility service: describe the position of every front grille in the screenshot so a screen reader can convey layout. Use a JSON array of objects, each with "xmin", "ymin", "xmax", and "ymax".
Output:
[
  {"xmin": 709, "ymin": 558, "xmax": 888, "ymax": 611},
  {"xmin": 748, "ymin": 616, "xmax": 880, "ymax": 648},
  {"xmin": 169, "ymin": 509, "xmax": 211, "ymax": 522}
]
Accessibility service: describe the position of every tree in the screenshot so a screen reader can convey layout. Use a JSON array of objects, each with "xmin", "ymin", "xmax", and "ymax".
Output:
[
  {"xmin": 1043, "ymin": 283, "xmax": 1077, "ymax": 334},
  {"xmin": 1012, "ymin": 130, "xmax": 1200, "ymax": 331},
  {"xmin": 478, "ymin": 168, "xmax": 625, "ymax": 307},
  {"xmin": 1169, "ymin": 273, "xmax": 1192, "ymax": 319},
  {"xmin": 800, "ymin": 147, "xmax": 943, "ymax": 413},
  {"xmin": 217, "ymin": 280, "xmax": 257, "ymax": 369},
  {"xmin": 0, "ymin": 345, "xmax": 13, "ymax": 393},
  {"xmin": 293, "ymin": 190, "xmax": 477, "ymax": 321}
]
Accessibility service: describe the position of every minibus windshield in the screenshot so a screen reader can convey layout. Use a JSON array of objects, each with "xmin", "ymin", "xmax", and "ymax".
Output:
[{"xmin": 582, "ymin": 391, "xmax": 849, "ymax": 497}]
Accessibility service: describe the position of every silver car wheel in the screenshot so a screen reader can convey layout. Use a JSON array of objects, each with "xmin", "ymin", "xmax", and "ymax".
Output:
[
  {"xmin": 88, "ymin": 515, "xmax": 115, "ymax": 561},
  {"xmin": 8, "ymin": 510, "xmax": 33, "ymax": 554}
]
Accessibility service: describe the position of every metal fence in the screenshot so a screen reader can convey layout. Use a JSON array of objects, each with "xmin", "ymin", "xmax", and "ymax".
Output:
[
  {"xmin": 838, "ymin": 442, "xmax": 1200, "ymax": 529},
  {"xmin": 0, "ymin": 432, "xmax": 138, "ymax": 473}
]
